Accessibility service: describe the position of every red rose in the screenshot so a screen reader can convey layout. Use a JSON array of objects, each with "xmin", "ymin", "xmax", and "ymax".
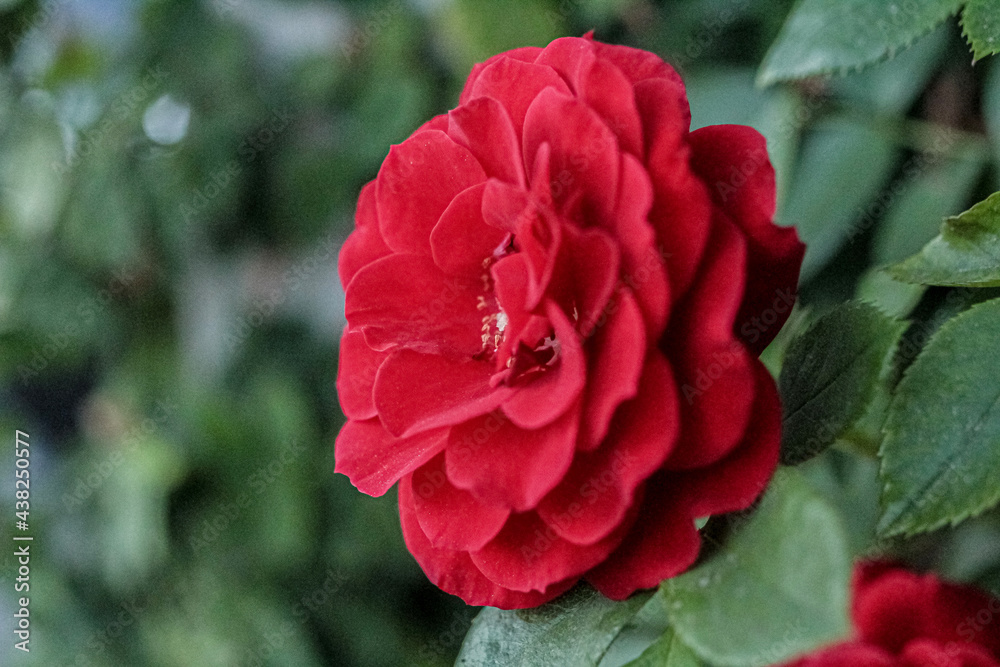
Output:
[
  {"xmin": 335, "ymin": 34, "xmax": 804, "ymax": 609},
  {"xmin": 780, "ymin": 561, "xmax": 1000, "ymax": 666}
]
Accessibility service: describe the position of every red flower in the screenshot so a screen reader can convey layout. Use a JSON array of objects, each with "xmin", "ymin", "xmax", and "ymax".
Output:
[
  {"xmin": 780, "ymin": 561, "xmax": 1000, "ymax": 666},
  {"xmin": 335, "ymin": 34, "xmax": 804, "ymax": 609}
]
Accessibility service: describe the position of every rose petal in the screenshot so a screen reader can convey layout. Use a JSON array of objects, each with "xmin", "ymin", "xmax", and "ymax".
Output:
[
  {"xmin": 534, "ymin": 36, "xmax": 597, "ymax": 94},
  {"xmin": 338, "ymin": 182, "xmax": 391, "ymax": 289},
  {"xmin": 585, "ymin": 473, "xmax": 701, "ymax": 600},
  {"xmin": 671, "ymin": 359, "xmax": 781, "ymax": 519},
  {"xmin": 467, "ymin": 56, "xmax": 571, "ymax": 137},
  {"xmin": 446, "ymin": 400, "xmax": 579, "ymax": 512},
  {"xmin": 635, "ymin": 78, "xmax": 712, "ymax": 298},
  {"xmin": 616, "ymin": 154, "xmax": 670, "ymax": 338},
  {"xmin": 411, "ymin": 453, "xmax": 510, "ymax": 551},
  {"xmin": 579, "ymin": 289, "xmax": 646, "ymax": 450},
  {"xmin": 430, "ymin": 182, "xmax": 509, "ymax": 277},
  {"xmin": 399, "ymin": 475, "xmax": 574, "ymax": 610},
  {"xmin": 334, "ymin": 418, "xmax": 448, "ymax": 497},
  {"xmin": 501, "ymin": 301, "xmax": 586, "ymax": 430},
  {"xmin": 449, "ymin": 96, "xmax": 526, "ymax": 187},
  {"xmin": 376, "ymin": 130, "xmax": 486, "ymax": 255},
  {"xmin": 537, "ymin": 352, "xmax": 679, "ymax": 545},
  {"xmin": 345, "ymin": 253, "xmax": 483, "ymax": 356},
  {"xmin": 666, "ymin": 215, "xmax": 754, "ymax": 470},
  {"xmin": 688, "ymin": 124, "xmax": 804, "ymax": 355},
  {"xmin": 337, "ymin": 328, "xmax": 386, "ymax": 420},
  {"xmin": 523, "ymin": 87, "xmax": 620, "ymax": 228},
  {"xmin": 582, "ymin": 57, "xmax": 643, "ymax": 158},
  {"xmin": 470, "ymin": 506, "xmax": 630, "ymax": 593},
  {"xmin": 778, "ymin": 644, "xmax": 895, "ymax": 667},
  {"xmin": 559, "ymin": 226, "xmax": 620, "ymax": 338},
  {"xmin": 373, "ymin": 349, "xmax": 513, "ymax": 438},
  {"xmin": 460, "ymin": 47, "xmax": 543, "ymax": 105},
  {"xmin": 482, "ymin": 178, "xmax": 531, "ymax": 232},
  {"xmin": 593, "ymin": 41, "xmax": 687, "ymax": 91}
]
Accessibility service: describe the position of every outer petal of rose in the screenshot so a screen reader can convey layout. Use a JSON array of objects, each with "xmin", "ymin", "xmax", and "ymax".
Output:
[
  {"xmin": 373, "ymin": 349, "xmax": 513, "ymax": 438},
  {"xmin": 445, "ymin": 400, "xmax": 580, "ymax": 512},
  {"xmin": 670, "ymin": 359, "xmax": 781, "ymax": 519},
  {"xmin": 399, "ymin": 475, "xmax": 575, "ymax": 610},
  {"xmin": 688, "ymin": 124, "xmax": 804, "ymax": 355},
  {"xmin": 537, "ymin": 353, "xmax": 678, "ymax": 545},
  {"xmin": 448, "ymin": 96, "xmax": 526, "ymax": 187},
  {"xmin": 523, "ymin": 88, "xmax": 620, "ymax": 228},
  {"xmin": 616, "ymin": 154, "xmax": 670, "ymax": 338},
  {"xmin": 334, "ymin": 418, "xmax": 448, "ymax": 497},
  {"xmin": 582, "ymin": 57, "xmax": 643, "ymax": 158},
  {"xmin": 459, "ymin": 48, "xmax": 543, "ymax": 105},
  {"xmin": 928, "ymin": 580, "xmax": 1000, "ymax": 655},
  {"xmin": 666, "ymin": 214, "xmax": 755, "ymax": 470},
  {"xmin": 901, "ymin": 639, "xmax": 998, "ymax": 667},
  {"xmin": 336, "ymin": 328, "xmax": 386, "ymax": 420},
  {"xmin": 345, "ymin": 253, "xmax": 483, "ymax": 356},
  {"xmin": 635, "ymin": 78, "xmax": 712, "ymax": 298},
  {"xmin": 579, "ymin": 290, "xmax": 646, "ymax": 450},
  {"xmin": 410, "ymin": 453, "xmax": 510, "ymax": 551},
  {"xmin": 430, "ymin": 182, "xmax": 508, "ymax": 277},
  {"xmin": 776, "ymin": 644, "xmax": 896, "ymax": 667},
  {"xmin": 470, "ymin": 506, "xmax": 631, "ymax": 594},
  {"xmin": 338, "ymin": 182, "xmax": 391, "ymax": 289},
  {"xmin": 467, "ymin": 57, "xmax": 571, "ymax": 137},
  {"xmin": 534, "ymin": 36, "xmax": 596, "ymax": 94},
  {"xmin": 416, "ymin": 113, "xmax": 449, "ymax": 133},
  {"xmin": 584, "ymin": 473, "xmax": 701, "ymax": 600},
  {"xmin": 592, "ymin": 41, "xmax": 687, "ymax": 93},
  {"xmin": 375, "ymin": 130, "xmax": 487, "ymax": 255},
  {"xmin": 501, "ymin": 301, "xmax": 586, "ymax": 430}
]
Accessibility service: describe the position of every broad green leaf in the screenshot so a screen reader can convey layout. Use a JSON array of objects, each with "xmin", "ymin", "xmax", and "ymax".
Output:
[
  {"xmin": 758, "ymin": 0, "xmax": 962, "ymax": 86},
  {"xmin": 873, "ymin": 148, "xmax": 985, "ymax": 265},
  {"xmin": 879, "ymin": 297, "xmax": 1000, "ymax": 537},
  {"xmin": 779, "ymin": 302, "xmax": 905, "ymax": 465},
  {"xmin": 888, "ymin": 191, "xmax": 1000, "ymax": 287},
  {"xmin": 455, "ymin": 584, "xmax": 652, "ymax": 667},
  {"xmin": 623, "ymin": 629, "xmax": 703, "ymax": 667},
  {"xmin": 662, "ymin": 469, "xmax": 851, "ymax": 667},
  {"xmin": 963, "ymin": 0, "xmax": 1000, "ymax": 61},
  {"xmin": 778, "ymin": 117, "xmax": 897, "ymax": 281}
]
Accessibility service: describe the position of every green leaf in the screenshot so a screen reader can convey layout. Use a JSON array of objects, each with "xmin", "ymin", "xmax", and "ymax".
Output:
[
  {"xmin": 778, "ymin": 302, "xmax": 905, "ymax": 465},
  {"xmin": 455, "ymin": 584, "xmax": 652, "ymax": 667},
  {"xmin": 662, "ymin": 469, "xmax": 851, "ymax": 667},
  {"xmin": 778, "ymin": 117, "xmax": 897, "ymax": 281},
  {"xmin": 963, "ymin": 0, "xmax": 1000, "ymax": 61},
  {"xmin": 888, "ymin": 191, "xmax": 1000, "ymax": 287},
  {"xmin": 623, "ymin": 629, "xmax": 703, "ymax": 667},
  {"xmin": 758, "ymin": 0, "xmax": 962, "ymax": 86},
  {"xmin": 878, "ymin": 297, "xmax": 1000, "ymax": 537}
]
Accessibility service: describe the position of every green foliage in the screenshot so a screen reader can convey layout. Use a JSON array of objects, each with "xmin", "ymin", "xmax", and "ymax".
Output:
[
  {"xmin": 778, "ymin": 302, "xmax": 905, "ymax": 465},
  {"xmin": 623, "ymin": 629, "xmax": 703, "ymax": 667},
  {"xmin": 455, "ymin": 585, "xmax": 652, "ymax": 667},
  {"xmin": 879, "ymin": 297, "xmax": 1000, "ymax": 537},
  {"xmin": 963, "ymin": 0, "xmax": 1000, "ymax": 60},
  {"xmin": 758, "ymin": 0, "xmax": 962, "ymax": 85},
  {"xmin": 889, "ymin": 191, "xmax": 1000, "ymax": 287},
  {"xmin": 662, "ymin": 469, "xmax": 851, "ymax": 667}
]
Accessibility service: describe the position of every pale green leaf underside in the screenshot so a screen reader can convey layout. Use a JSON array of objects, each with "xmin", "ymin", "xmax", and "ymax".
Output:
[
  {"xmin": 759, "ymin": 0, "xmax": 962, "ymax": 85},
  {"xmin": 662, "ymin": 469, "xmax": 851, "ymax": 667},
  {"xmin": 455, "ymin": 584, "xmax": 652, "ymax": 667}
]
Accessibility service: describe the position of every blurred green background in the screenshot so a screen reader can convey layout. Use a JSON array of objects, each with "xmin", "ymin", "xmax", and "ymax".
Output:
[{"xmin": 2, "ymin": 0, "xmax": 1000, "ymax": 665}]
